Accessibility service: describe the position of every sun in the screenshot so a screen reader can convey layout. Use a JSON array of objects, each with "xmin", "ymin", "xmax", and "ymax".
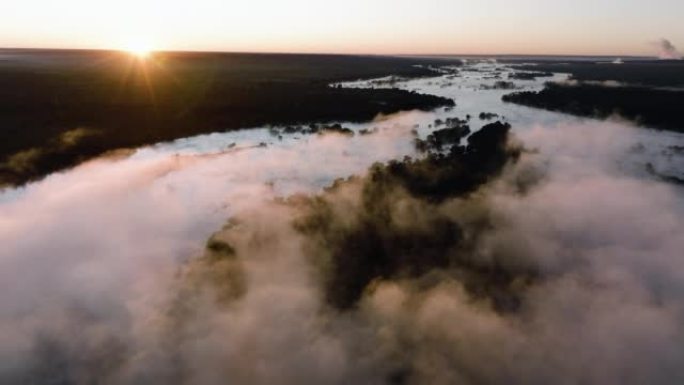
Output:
[{"xmin": 123, "ymin": 40, "xmax": 155, "ymax": 59}]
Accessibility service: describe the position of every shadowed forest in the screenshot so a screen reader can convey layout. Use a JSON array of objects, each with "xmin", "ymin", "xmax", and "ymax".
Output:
[{"xmin": 0, "ymin": 50, "xmax": 459, "ymax": 186}]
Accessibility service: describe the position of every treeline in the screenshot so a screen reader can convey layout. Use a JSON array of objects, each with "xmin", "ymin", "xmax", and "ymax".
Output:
[{"xmin": 503, "ymin": 83, "xmax": 684, "ymax": 132}]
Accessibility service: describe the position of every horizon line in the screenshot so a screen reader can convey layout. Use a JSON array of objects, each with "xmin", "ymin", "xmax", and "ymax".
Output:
[{"xmin": 0, "ymin": 46, "xmax": 660, "ymax": 60}]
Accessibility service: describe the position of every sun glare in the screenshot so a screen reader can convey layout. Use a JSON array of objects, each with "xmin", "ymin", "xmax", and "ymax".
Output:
[{"xmin": 124, "ymin": 40, "xmax": 155, "ymax": 59}]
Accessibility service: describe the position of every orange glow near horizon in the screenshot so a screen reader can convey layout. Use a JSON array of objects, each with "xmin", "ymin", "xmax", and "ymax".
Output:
[
  {"xmin": 123, "ymin": 42, "xmax": 154, "ymax": 59},
  {"xmin": 0, "ymin": 0, "xmax": 683, "ymax": 57},
  {"xmin": 116, "ymin": 32, "xmax": 158, "ymax": 59}
]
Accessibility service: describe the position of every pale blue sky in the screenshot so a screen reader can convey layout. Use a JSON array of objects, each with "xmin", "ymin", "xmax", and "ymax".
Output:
[{"xmin": 0, "ymin": 0, "xmax": 682, "ymax": 55}]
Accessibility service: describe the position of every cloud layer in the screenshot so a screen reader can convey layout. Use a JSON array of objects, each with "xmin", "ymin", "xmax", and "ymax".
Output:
[{"xmin": 1, "ymin": 115, "xmax": 684, "ymax": 384}]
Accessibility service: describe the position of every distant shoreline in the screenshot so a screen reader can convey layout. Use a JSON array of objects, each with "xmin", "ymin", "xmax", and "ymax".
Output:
[{"xmin": 0, "ymin": 47, "xmax": 661, "ymax": 61}]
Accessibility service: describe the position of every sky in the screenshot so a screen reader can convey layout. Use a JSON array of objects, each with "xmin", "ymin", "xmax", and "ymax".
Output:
[{"xmin": 0, "ymin": 0, "xmax": 683, "ymax": 55}]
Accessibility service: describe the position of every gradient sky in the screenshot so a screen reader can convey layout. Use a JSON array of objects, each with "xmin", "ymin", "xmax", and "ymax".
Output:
[{"xmin": 1, "ymin": 0, "xmax": 683, "ymax": 55}]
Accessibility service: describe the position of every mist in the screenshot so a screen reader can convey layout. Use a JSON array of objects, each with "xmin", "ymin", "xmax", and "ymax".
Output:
[{"xmin": 1, "ymin": 112, "xmax": 683, "ymax": 384}]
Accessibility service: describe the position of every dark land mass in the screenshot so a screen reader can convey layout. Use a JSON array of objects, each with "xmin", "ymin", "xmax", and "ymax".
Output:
[
  {"xmin": 0, "ymin": 49, "xmax": 459, "ymax": 187},
  {"xmin": 509, "ymin": 60, "xmax": 684, "ymax": 87},
  {"xmin": 503, "ymin": 83, "xmax": 684, "ymax": 132},
  {"xmin": 414, "ymin": 117, "xmax": 471, "ymax": 152},
  {"xmin": 197, "ymin": 121, "xmax": 530, "ymax": 316},
  {"xmin": 507, "ymin": 71, "xmax": 553, "ymax": 80},
  {"xmin": 294, "ymin": 121, "xmax": 529, "ymax": 311},
  {"xmin": 459, "ymin": 55, "xmax": 650, "ymax": 63},
  {"xmin": 480, "ymin": 81, "xmax": 517, "ymax": 90}
]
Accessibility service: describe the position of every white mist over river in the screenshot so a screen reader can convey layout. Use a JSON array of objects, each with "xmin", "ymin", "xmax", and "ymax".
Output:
[{"xmin": 2, "ymin": 62, "xmax": 684, "ymax": 384}]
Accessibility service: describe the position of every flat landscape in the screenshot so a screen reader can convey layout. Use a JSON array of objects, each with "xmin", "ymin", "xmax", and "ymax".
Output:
[
  {"xmin": 2, "ymin": 1, "xmax": 684, "ymax": 384},
  {"xmin": 0, "ymin": 50, "xmax": 457, "ymax": 186},
  {"xmin": 502, "ymin": 60, "xmax": 684, "ymax": 132}
]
